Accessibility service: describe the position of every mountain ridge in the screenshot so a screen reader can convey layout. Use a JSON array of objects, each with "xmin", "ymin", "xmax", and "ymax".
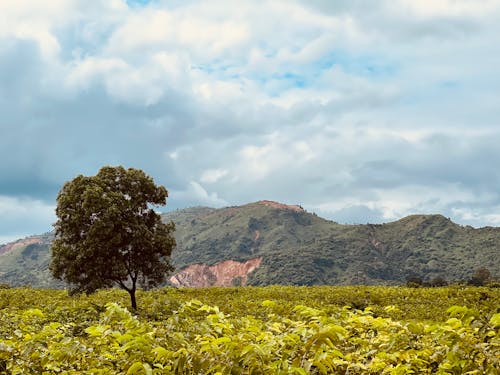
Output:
[{"xmin": 1, "ymin": 200, "xmax": 499, "ymax": 288}]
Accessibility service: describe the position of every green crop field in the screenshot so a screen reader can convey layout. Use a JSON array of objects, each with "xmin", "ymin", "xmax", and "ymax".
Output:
[{"xmin": 0, "ymin": 286, "xmax": 499, "ymax": 374}]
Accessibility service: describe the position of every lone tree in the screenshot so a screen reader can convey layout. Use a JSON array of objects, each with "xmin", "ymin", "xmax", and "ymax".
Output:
[
  {"xmin": 50, "ymin": 166, "xmax": 175, "ymax": 310},
  {"xmin": 468, "ymin": 267, "xmax": 491, "ymax": 286}
]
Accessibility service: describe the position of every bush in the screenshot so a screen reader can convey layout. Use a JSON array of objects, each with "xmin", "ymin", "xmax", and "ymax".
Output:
[
  {"xmin": 406, "ymin": 276, "xmax": 423, "ymax": 288},
  {"xmin": 429, "ymin": 276, "xmax": 448, "ymax": 287}
]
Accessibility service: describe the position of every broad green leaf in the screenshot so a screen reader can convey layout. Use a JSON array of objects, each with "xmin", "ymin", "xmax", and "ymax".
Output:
[
  {"xmin": 490, "ymin": 313, "xmax": 500, "ymax": 328},
  {"xmin": 126, "ymin": 362, "xmax": 145, "ymax": 375}
]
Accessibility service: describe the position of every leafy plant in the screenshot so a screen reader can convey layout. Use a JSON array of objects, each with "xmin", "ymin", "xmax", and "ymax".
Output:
[{"xmin": 0, "ymin": 286, "xmax": 499, "ymax": 373}]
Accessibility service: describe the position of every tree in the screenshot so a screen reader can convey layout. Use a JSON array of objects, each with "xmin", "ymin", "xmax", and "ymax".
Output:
[
  {"xmin": 429, "ymin": 276, "xmax": 448, "ymax": 287},
  {"xmin": 468, "ymin": 267, "xmax": 491, "ymax": 286},
  {"xmin": 50, "ymin": 166, "xmax": 175, "ymax": 310},
  {"xmin": 406, "ymin": 276, "xmax": 423, "ymax": 288}
]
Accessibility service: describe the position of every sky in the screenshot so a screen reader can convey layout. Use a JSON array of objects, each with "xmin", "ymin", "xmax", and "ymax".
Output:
[{"xmin": 1, "ymin": 0, "xmax": 500, "ymax": 244}]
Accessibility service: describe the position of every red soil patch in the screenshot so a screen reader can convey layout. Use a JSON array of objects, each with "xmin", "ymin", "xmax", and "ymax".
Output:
[
  {"xmin": 0, "ymin": 237, "xmax": 43, "ymax": 256},
  {"xmin": 170, "ymin": 257, "xmax": 263, "ymax": 287},
  {"xmin": 258, "ymin": 200, "xmax": 304, "ymax": 212}
]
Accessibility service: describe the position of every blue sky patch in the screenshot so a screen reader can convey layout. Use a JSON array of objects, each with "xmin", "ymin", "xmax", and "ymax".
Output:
[{"xmin": 126, "ymin": 0, "xmax": 152, "ymax": 7}]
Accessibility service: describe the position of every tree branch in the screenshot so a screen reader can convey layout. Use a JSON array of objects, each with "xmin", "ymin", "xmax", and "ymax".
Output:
[{"xmin": 116, "ymin": 279, "xmax": 130, "ymax": 292}]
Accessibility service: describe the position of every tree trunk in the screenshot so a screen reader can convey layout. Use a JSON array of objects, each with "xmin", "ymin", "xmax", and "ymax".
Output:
[
  {"xmin": 117, "ymin": 277, "xmax": 138, "ymax": 311},
  {"xmin": 129, "ymin": 288, "xmax": 137, "ymax": 311}
]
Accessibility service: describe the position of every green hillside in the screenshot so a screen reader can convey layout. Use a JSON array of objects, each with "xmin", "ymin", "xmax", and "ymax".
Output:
[
  {"xmin": 164, "ymin": 202, "xmax": 335, "ymax": 269},
  {"xmin": 165, "ymin": 202, "xmax": 499, "ymax": 286},
  {"xmin": 0, "ymin": 201, "xmax": 499, "ymax": 288},
  {"xmin": 0, "ymin": 234, "xmax": 64, "ymax": 288}
]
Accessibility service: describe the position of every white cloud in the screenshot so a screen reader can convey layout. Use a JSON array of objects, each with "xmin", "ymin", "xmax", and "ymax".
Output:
[
  {"xmin": 0, "ymin": 196, "xmax": 55, "ymax": 240},
  {"xmin": 2, "ymin": 0, "xmax": 500, "ymax": 241},
  {"xmin": 398, "ymin": 0, "xmax": 500, "ymax": 18},
  {"xmin": 452, "ymin": 209, "xmax": 500, "ymax": 226},
  {"xmin": 174, "ymin": 182, "xmax": 228, "ymax": 207},
  {"xmin": 0, "ymin": 195, "xmax": 54, "ymax": 218},
  {"xmin": 237, "ymin": 133, "xmax": 317, "ymax": 181},
  {"xmin": 66, "ymin": 57, "xmax": 128, "ymax": 89},
  {"xmin": 106, "ymin": 6, "xmax": 250, "ymax": 58},
  {"xmin": 200, "ymin": 169, "xmax": 228, "ymax": 184}
]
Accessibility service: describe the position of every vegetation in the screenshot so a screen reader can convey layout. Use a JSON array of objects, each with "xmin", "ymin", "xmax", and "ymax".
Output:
[
  {"xmin": 0, "ymin": 234, "xmax": 59, "ymax": 288},
  {"xmin": 469, "ymin": 267, "xmax": 494, "ymax": 286},
  {"xmin": 165, "ymin": 204, "xmax": 500, "ymax": 286},
  {"xmin": 0, "ymin": 286, "xmax": 499, "ymax": 374},
  {"xmin": 50, "ymin": 166, "xmax": 176, "ymax": 309},
  {"xmin": 1, "ymin": 202, "xmax": 500, "ymax": 288}
]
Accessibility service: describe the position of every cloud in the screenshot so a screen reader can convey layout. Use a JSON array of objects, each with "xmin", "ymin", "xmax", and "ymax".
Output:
[
  {"xmin": 170, "ymin": 181, "xmax": 228, "ymax": 208},
  {"xmin": 0, "ymin": 195, "xmax": 55, "ymax": 244},
  {"xmin": 313, "ymin": 204, "xmax": 386, "ymax": 225},
  {"xmin": 1, "ymin": 0, "xmax": 500, "ymax": 241},
  {"xmin": 200, "ymin": 169, "xmax": 228, "ymax": 184}
]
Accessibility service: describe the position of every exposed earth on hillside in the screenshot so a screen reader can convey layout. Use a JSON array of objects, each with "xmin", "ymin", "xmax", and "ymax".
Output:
[
  {"xmin": 170, "ymin": 257, "xmax": 263, "ymax": 287},
  {"xmin": 0, "ymin": 236, "xmax": 46, "ymax": 256}
]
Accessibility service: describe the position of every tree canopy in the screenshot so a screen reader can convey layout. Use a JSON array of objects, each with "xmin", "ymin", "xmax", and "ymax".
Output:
[{"xmin": 50, "ymin": 166, "xmax": 175, "ymax": 309}]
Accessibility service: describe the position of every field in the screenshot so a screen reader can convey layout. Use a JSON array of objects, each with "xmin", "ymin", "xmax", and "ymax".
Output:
[{"xmin": 0, "ymin": 286, "xmax": 499, "ymax": 374}]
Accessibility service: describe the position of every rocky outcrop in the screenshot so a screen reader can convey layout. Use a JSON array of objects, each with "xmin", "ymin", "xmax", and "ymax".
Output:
[
  {"xmin": 170, "ymin": 257, "xmax": 263, "ymax": 287},
  {"xmin": 258, "ymin": 200, "xmax": 304, "ymax": 212}
]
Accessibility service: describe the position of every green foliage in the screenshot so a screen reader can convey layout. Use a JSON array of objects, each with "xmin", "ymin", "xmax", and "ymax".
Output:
[
  {"xmin": 0, "ymin": 286, "xmax": 499, "ymax": 373},
  {"xmin": 2, "ymin": 202, "xmax": 500, "ymax": 289},
  {"xmin": 468, "ymin": 267, "xmax": 493, "ymax": 286},
  {"xmin": 166, "ymin": 206, "xmax": 500, "ymax": 286},
  {"xmin": 0, "ymin": 234, "xmax": 60, "ymax": 288},
  {"xmin": 49, "ymin": 166, "xmax": 175, "ymax": 309}
]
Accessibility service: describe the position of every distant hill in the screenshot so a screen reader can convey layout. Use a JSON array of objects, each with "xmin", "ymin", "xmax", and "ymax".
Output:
[
  {"xmin": 0, "ymin": 233, "xmax": 64, "ymax": 288},
  {"xmin": 1, "ymin": 200, "xmax": 499, "ymax": 288}
]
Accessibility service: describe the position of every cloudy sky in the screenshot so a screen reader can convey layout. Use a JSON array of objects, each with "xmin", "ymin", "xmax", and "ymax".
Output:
[{"xmin": 1, "ymin": 0, "xmax": 500, "ymax": 244}]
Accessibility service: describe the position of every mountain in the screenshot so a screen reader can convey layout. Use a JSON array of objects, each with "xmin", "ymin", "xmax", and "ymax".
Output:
[
  {"xmin": 0, "ymin": 233, "xmax": 64, "ymax": 288},
  {"xmin": 1, "ymin": 200, "xmax": 499, "ymax": 288}
]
